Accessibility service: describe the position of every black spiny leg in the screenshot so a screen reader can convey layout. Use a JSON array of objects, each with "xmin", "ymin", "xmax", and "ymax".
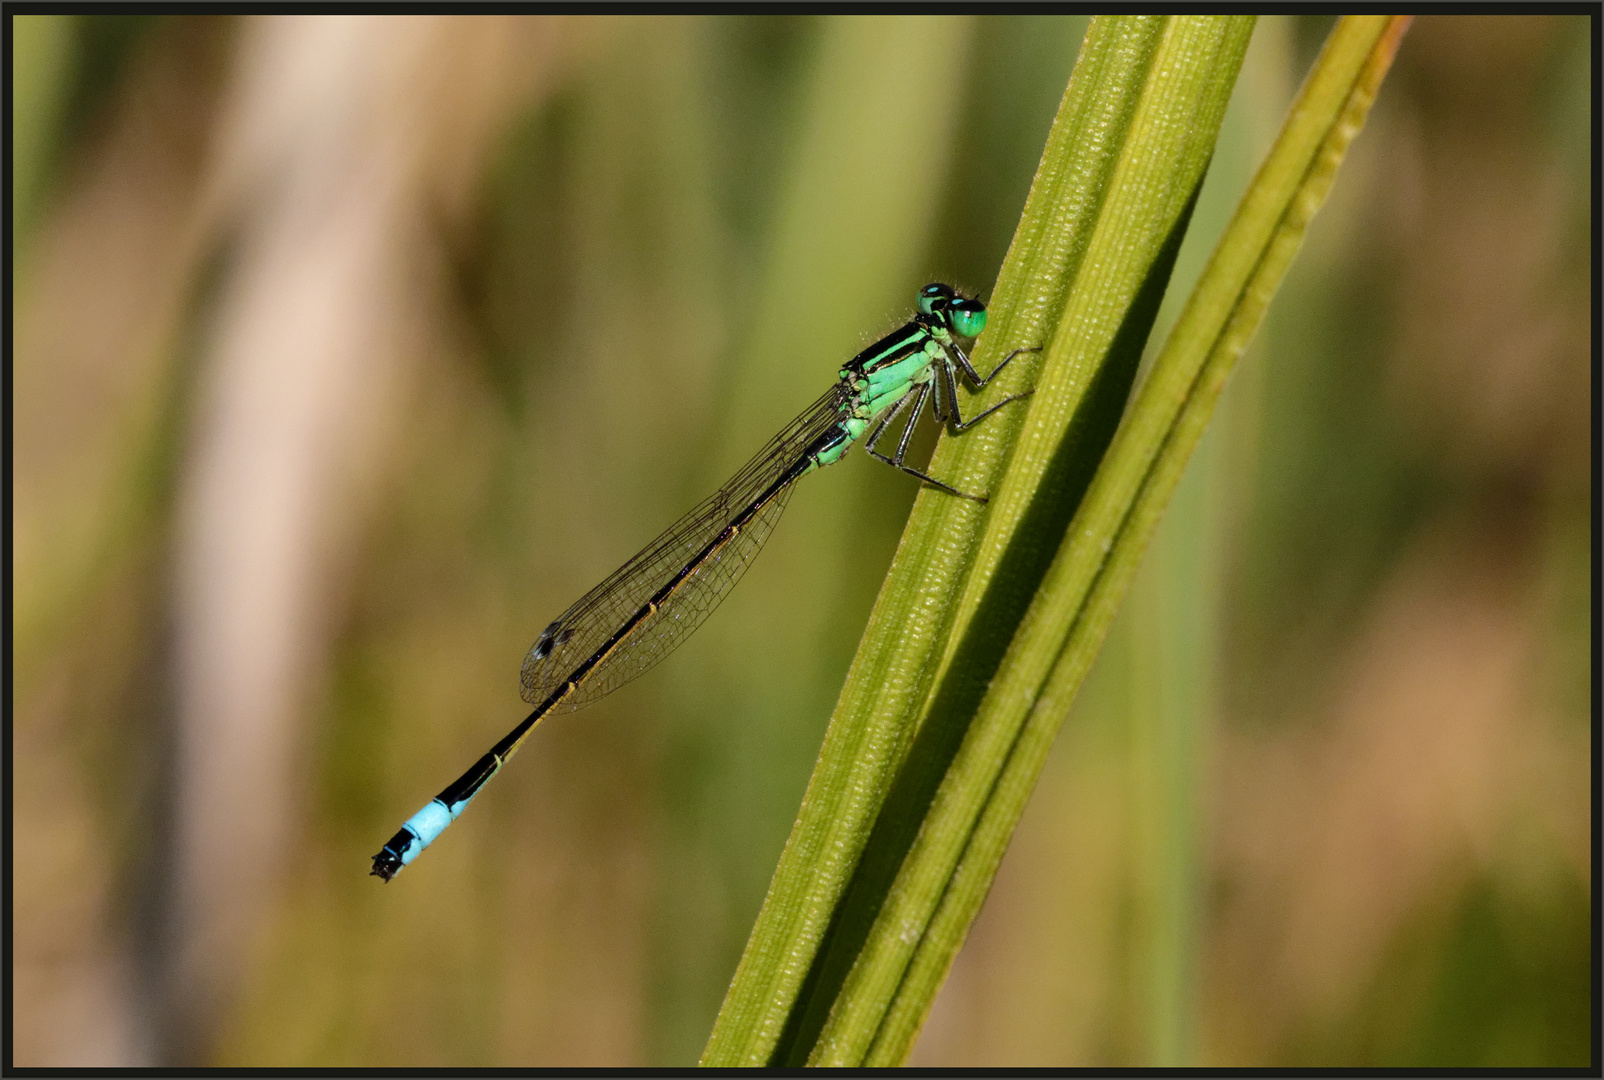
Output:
[
  {"xmin": 928, "ymin": 358, "xmax": 949, "ymax": 424},
  {"xmin": 867, "ymin": 383, "xmax": 986, "ymax": 502},
  {"xmin": 940, "ymin": 355, "xmax": 1034, "ymax": 433},
  {"xmin": 862, "ymin": 383, "xmax": 920, "ymax": 457},
  {"xmin": 938, "ymin": 342, "xmax": 1040, "ymax": 430},
  {"xmin": 951, "ymin": 343, "xmax": 1041, "ymax": 388}
]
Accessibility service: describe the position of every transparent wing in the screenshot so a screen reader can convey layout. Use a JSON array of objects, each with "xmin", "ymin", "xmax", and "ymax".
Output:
[{"xmin": 520, "ymin": 382, "xmax": 850, "ymax": 711}]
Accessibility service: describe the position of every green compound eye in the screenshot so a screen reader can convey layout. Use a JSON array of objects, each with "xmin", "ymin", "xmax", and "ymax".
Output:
[
  {"xmin": 948, "ymin": 298, "xmax": 987, "ymax": 339},
  {"xmin": 917, "ymin": 282, "xmax": 955, "ymax": 317}
]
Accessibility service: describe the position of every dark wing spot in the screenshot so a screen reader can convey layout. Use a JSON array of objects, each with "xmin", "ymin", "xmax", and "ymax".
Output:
[{"xmin": 531, "ymin": 619, "xmax": 564, "ymax": 660}]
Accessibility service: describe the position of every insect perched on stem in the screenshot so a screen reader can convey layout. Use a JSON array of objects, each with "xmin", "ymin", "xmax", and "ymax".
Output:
[{"xmin": 372, "ymin": 283, "xmax": 1035, "ymax": 881}]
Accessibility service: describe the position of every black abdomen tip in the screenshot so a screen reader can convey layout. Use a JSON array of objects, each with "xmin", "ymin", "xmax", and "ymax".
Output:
[{"xmin": 371, "ymin": 848, "xmax": 403, "ymax": 881}]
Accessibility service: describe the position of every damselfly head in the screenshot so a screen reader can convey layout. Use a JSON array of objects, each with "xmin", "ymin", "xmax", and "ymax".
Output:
[{"xmin": 916, "ymin": 284, "xmax": 987, "ymax": 339}]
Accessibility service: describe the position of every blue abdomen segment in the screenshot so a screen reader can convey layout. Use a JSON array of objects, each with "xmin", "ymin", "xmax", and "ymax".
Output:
[
  {"xmin": 405, "ymin": 799, "xmax": 460, "ymax": 853},
  {"xmin": 371, "ymin": 798, "xmax": 465, "ymax": 880},
  {"xmin": 371, "ymin": 752, "xmax": 501, "ymax": 880}
]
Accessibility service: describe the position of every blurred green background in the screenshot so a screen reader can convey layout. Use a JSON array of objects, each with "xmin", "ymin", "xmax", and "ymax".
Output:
[{"xmin": 12, "ymin": 14, "xmax": 1591, "ymax": 1068}]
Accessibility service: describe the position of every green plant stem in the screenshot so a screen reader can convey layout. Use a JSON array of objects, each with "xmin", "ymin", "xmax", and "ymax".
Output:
[
  {"xmin": 704, "ymin": 15, "xmax": 1261, "ymax": 1067},
  {"xmin": 859, "ymin": 14, "xmax": 1412, "ymax": 1065},
  {"xmin": 815, "ymin": 16, "xmax": 1259, "ymax": 1065}
]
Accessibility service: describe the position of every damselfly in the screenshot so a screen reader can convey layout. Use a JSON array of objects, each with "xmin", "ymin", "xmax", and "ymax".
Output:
[{"xmin": 371, "ymin": 283, "xmax": 1033, "ymax": 880}]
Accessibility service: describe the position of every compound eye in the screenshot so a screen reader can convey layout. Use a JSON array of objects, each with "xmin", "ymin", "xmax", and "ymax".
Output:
[
  {"xmin": 948, "ymin": 298, "xmax": 987, "ymax": 339},
  {"xmin": 917, "ymin": 282, "xmax": 955, "ymax": 317}
]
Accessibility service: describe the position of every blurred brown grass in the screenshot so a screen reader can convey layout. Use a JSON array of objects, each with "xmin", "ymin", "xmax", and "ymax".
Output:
[{"xmin": 11, "ymin": 14, "xmax": 1591, "ymax": 1067}]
